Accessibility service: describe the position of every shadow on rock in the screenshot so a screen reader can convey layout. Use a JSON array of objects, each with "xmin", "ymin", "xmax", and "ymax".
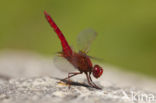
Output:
[{"xmin": 52, "ymin": 77, "xmax": 99, "ymax": 89}]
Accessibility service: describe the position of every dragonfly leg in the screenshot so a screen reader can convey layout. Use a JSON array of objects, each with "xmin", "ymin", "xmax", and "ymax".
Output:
[
  {"xmin": 89, "ymin": 72, "xmax": 101, "ymax": 89},
  {"xmin": 85, "ymin": 72, "xmax": 101, "ymax": 89},
  {"xmin": 62, "ymin": 72, "xmax": 82, "ymax": 88},
  {"xmin": 85, "ymin": 72, "xmax": 94, "ymax": 87},
  {"xmin": 63, "ymin": 72, "xmax": 82, "ymax": 80}
]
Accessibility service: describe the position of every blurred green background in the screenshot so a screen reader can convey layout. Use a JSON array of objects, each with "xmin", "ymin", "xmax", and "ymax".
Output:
[{"xmin": 0, "ymin": 0, "xmax": 156, "ymax": 77}]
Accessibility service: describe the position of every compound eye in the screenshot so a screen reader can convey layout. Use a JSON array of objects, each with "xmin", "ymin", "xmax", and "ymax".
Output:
[{"xmin": 92, "ymin": 65, "xmax": 103, "ymax": 78}]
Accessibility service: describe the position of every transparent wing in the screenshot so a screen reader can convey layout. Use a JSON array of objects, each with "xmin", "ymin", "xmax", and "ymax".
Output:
[
  {"xmin": 77, "ymin": 29, "xmax": 97, "ymax": 53},
  {"xmin": 53, "ymin": 55, "xmax": 78, "ymax": 73},
  {"xmin": 88, "ymin": 55, "xmax": 104, "ymax": 62}
]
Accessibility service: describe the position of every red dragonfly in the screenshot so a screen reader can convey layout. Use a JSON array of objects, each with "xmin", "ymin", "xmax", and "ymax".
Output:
[{"xmin": 44, "ymin": 11, "xmax": 103, "ymax": 89}]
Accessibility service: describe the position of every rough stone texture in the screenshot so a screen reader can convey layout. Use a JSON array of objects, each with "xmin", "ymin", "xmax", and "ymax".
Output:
[{"xmin": 0, "ymin": 50, "xmax": 156, "ymax": 103}]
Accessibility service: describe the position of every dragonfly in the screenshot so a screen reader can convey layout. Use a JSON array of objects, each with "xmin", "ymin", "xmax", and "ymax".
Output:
[{"xmin": 44, "ymin": 11, "xmax": 103, "ymax": 89}]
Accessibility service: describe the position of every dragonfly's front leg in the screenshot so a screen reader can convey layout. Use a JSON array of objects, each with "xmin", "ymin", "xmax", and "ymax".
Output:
[
  {"xmin": 85, "ymin": 72, "xmax": 101, "ymax": 89},
  {"xmin": 89, "ymin": 73, "xmax": 101, "ymax": 89}
]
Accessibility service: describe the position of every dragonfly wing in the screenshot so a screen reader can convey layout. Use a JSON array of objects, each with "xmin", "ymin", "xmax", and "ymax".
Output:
[
  {"xmin": 78, "ymin": 51, "xmax": 103, "ymax": 62},
  {"xmin": 53, "ymin": 55, "xmax": 78, "ymax": 73},
  {"xmin": 77, "ymin": 29, "xmax": 97, "ymax": 53},
  {"xmin": 88, "ymin": 55, "xmax": 104, "ymax": 62}
]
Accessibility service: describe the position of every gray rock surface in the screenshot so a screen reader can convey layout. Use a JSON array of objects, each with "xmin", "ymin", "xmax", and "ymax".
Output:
[{"xmin": 0, "ymin": 50, "xmax": 156, "ymax": 103}]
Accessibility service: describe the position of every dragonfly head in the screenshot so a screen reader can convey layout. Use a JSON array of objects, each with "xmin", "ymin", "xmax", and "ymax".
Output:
[{"xmin": 92, "ymin": 65, "xmax": 103, "ymax": 78}]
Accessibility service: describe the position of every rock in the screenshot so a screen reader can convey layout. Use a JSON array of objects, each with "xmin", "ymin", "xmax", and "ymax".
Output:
[
  {"xmin": 0, "ymin": 50, "xmax": 156, "ymax": 103},
  {"xmin": 0, "ymin": 77, "xmax": 156, "ymax": 103}
]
